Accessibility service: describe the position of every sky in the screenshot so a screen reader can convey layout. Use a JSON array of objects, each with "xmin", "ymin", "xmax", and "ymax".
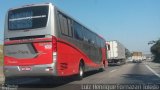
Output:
[{"xmin": 0, "ymin": 0, "xmax": 160, "ymax": 54}]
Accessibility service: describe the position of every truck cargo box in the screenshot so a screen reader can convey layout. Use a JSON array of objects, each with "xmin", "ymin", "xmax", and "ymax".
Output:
[{"xmin": 107, "ymin": 40, "xmax": 126, "ymax": 60}]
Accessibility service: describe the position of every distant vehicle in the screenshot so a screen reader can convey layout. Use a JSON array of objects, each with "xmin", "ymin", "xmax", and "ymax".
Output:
[
  {"xmin": 3, "ymin": 3, "xmax": 108, "ymax": 81},
  {"xmin": 106, "ymin": 40, "xmax": 126, "ymax": 65},
  {"xmin": 132, "ymin": 52, "xmax": 143, "ymax": 63},
  {"xmin": 126, "ymin": 57, "xmax": 133, "ymax": 63},
  {"xmin": 142, "ymin": 56, "xmax": 146, "ymax": 61}
]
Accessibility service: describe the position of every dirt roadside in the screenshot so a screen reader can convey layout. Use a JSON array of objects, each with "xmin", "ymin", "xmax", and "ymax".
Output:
[{"xmin": 0, "ymin": 66, "xmax": 4, "ymax": 84}]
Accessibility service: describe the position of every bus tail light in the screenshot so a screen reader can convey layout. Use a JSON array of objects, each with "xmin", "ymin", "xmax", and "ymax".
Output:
[
  {"xmin": 52, "ymin": 36, "xmax": 57, "ymax": 52},
  {"xmin": 52, "ymin": 36, "xmax": 57, "ymax": 62}
]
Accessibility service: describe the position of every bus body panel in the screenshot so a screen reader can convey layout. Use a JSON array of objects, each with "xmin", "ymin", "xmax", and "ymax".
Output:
[
  {"xmin": 4, "ymin": 40, "xmax": 53, "ymax": 66},
  {"xmin": 57, "ymin": 39, "xmax": 100, "ymax": 76},
  {"xmin": 3, "ymin": 38, "xmax": 58, "ymax": 77},
  {"xmin": 4, "ymin": 63, "xmax": 57, "ymax": 77}
]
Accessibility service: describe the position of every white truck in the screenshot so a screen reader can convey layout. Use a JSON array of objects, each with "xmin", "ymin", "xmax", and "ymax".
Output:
[{"xmin": 106, "ymin": 40, "xmax": 126, "ymax": 65}]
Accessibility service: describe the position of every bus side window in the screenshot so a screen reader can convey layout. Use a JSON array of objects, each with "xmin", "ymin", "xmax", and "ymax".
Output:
[
  {"xmin": 67, "ymin": 19, "xmax": 73, "ymax": 37},
  {"xmin": 73, "ymin": 21, "xmax": 83, "ymax": 41},
  {"xmin": 85, "ymin": 30, "xmax": 92, "ymax": 44},
  {"xmin": 82, "ymin": 28, "xmax": 89, "ymax": 42},
  {"xmin": 59, "ymin": 14, "xmax": 68, "ymax": 35},
  {"xmin": 100, "ymin": 39, "xmax": 105, "ymax": 48},
  {"xmin": 96, "ymin": 36, "xmax": 101, "ymax": 48},
  {"xmin": 91, "ymin": 34, "xmax": 96, "ymax": 45},
  {"xmin": 58, "ymin": 13, "xmax": 72, "ymax": 37}
]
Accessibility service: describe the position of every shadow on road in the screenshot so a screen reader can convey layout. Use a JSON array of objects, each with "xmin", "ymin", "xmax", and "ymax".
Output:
[{"xmin": 4, "ymin": 70, "xmax": 101, "ymax": 88}]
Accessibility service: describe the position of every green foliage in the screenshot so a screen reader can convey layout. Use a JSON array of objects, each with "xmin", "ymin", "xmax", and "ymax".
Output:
[
  {"xmin": 151, "ymin": 39, "xmax": 160, "ymax": 63},
  {"xmin": 125, "ymin": 48, "xmax": 131, "ymax": 58}
]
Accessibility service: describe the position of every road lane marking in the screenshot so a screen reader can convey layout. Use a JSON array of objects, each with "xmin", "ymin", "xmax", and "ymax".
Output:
[
  {"xmin": 145, "ymin": 65, "xmax": 160, "ymax": 78},
  {"xmin": 110, "ymin": 69, "xmax": 117, "ymax": 73}
]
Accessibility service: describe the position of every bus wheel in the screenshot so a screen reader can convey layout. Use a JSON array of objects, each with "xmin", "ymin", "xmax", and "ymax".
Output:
[
  {"xmin": 77, "ymin": 62, "xmax": 84, "ymax": 80},
  {"xmin": 99, "ymin": 63, "xmax": 105, "ymax": 72}
]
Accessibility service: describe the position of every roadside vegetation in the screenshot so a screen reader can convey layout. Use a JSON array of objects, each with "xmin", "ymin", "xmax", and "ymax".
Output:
[
  {"xmin": 0, "ymin": 45, "xmax": 3, "ymax": 66},
  {"xmin": 150, "ymin": 39, "xmax": 160, "ymax": 63},
  {"xmin": 125, "ymin": 48, "xmax": 131, "ymax": 59}
]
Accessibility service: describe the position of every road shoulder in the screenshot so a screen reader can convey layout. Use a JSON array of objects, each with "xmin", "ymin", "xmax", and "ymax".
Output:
[{"xmin": 0, "ymin": 66, "xmax": 4, "ymax": 84}]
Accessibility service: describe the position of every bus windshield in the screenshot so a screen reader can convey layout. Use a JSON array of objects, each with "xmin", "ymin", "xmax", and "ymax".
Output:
[{"xmin": 8, "ymin": 5, "xmax": 49, "ymax": 30}]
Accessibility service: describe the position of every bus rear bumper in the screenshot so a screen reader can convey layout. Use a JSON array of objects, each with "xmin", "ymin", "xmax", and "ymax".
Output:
[{"xmin": 3, "ymin": 63, "xmax": 57, "ymax": 77}]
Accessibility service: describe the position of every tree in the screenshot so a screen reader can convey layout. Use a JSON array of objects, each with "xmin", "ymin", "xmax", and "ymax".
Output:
[
  {"xmin": 125, "ymin": 48, "xmax": 131, "ymax": 58},
  {"xmin": 150, "ymin": 39, "xmax": 160, "ymax": 63}
]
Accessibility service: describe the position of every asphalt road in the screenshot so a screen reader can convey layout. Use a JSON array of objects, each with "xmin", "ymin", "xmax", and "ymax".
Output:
[{"xmin": 1, "ymin": 62, "xmax": 160, "ymax": 90}]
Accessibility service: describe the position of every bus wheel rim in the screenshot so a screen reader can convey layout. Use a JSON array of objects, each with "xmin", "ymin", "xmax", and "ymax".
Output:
[{"xmin": 80, "ymin": 66, "xmax": 83, "ymax": 77}]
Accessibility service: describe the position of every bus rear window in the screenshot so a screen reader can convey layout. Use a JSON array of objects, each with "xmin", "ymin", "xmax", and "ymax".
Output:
[{"xmin": 8, "ymin": 6, "xmax": 49, "ymax": 30}]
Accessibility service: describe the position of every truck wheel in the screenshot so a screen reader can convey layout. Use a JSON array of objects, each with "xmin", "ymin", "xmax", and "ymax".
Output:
[
  {"xmin": 77, "ymin": 62, "xmax": 84, "ymax": 80},
  {"xmin": 117, "ymin": 61, "xmax": 121, "ymax": 65}
]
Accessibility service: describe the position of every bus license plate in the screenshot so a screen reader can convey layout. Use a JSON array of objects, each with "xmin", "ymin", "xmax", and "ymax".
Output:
[{"xmin": 21, "ymin": 67, "xmax": 31, "ymax": 71}]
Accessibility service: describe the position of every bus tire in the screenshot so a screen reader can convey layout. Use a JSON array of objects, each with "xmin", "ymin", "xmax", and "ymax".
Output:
[
  {"xmin": 77, "ymin": 62, "xmax": 84, "ymax": 80},
  {"xmin": 99, "ymin": 63, "xmax": 105, "ymax": 72}
]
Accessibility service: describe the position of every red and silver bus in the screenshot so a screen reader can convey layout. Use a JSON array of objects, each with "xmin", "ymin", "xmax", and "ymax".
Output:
[{"xmin": 4, "ymin": 3, "xmax": 108, "ymax": 80}]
